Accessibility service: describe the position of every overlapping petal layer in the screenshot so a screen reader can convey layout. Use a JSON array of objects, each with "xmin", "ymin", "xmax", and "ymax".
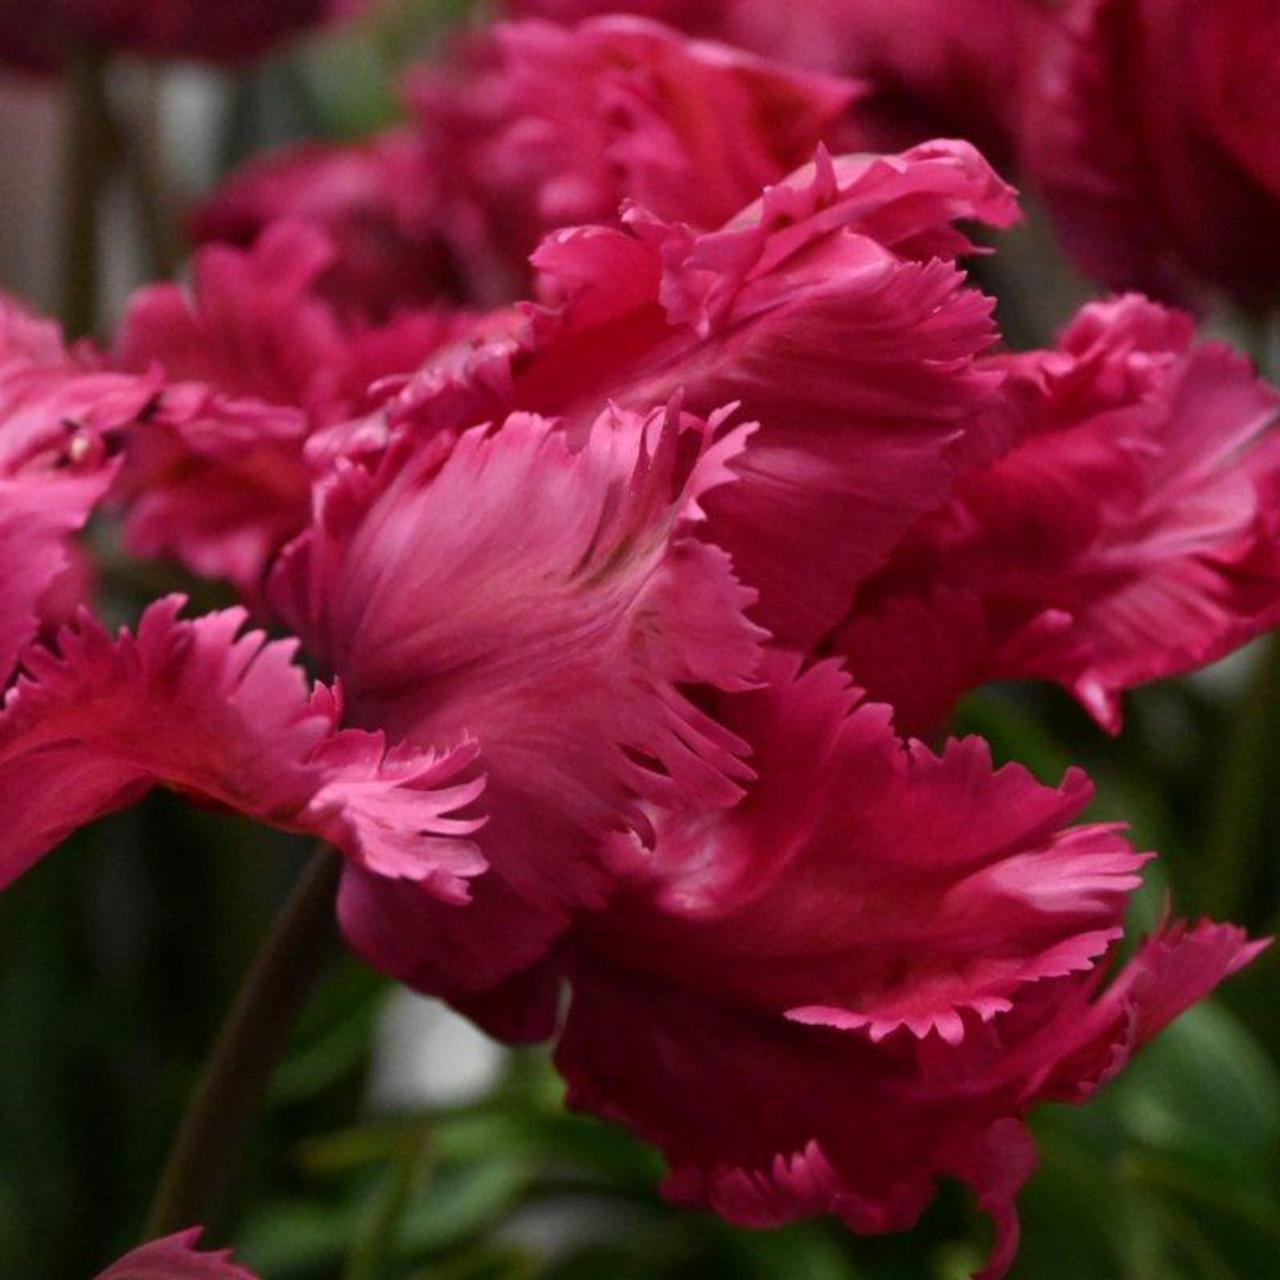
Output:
[
  {"xmin": 275, "ymin": 402, "xmax": 763, "ymax": 1021},
  {"xmin": 559, "ymin": 917, "xmax": 1260, "ymax": 1280},
  {"xmin": 0, "ymin": 596, "xmax": 485, "ymax": 894},
  {"xmin": 190, "ymin": 16, "xmax": 858, "ymax": 315},
  {"xmin": 115, "ymin": 223, "xmax": 476, "ymax": 592},
  {"xmin": 842, "ymin": 295, "xmax": 1280, "ymax": 732},
  {"xmin": 390, "ymin": 141, "xmax": 1017, "ymax": 648},
  {"xmin": 599, "ymin": 654, "xmax": 1147, "ymax": 1046},
  {"xmin": 407, "ymin": 16, "xmax": 859, "ymax": 251},
  {"xmin": 507, "ymin": 0, "xmax": 1049, "ymax": 165},
  {"xmin": 550, "ymin": 656, "xmax": 1263, "ymax": 1277},
  {"xmin": 0, "ymin": 295, "xmax": 157, "ymax": 684},
  {"xmin": 329, "ymin": 631, "xmax": 1261, "ymax": 1275},
  {"xmin": 187, "ymin": 133, "xmax": 453, "ymax": 321}
]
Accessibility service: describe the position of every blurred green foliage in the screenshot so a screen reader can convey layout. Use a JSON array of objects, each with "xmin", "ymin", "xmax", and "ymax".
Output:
[{"xmin": 1, "ymin": 3, "xmax": 1278, "ymax": 1277}]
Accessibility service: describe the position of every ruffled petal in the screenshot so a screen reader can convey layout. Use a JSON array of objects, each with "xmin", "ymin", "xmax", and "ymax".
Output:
[
  {"xmin": 114, "ymin": 223, "xmax": 474, "ymax": 593},
  {"xmin": 599, "ymin": 651, "xmax": 1147, "ymax": 1046},
  {"xmin": 504, "ymin": 0, "xmax": 1048, "ymax": 167},
  {"xmin": 558, "ymin": 955, "xmax": 1043, "ymax": 1276},
  {"xmin": 0, "ymin": 295, "xmax": 157, "ymax": 683},
  {"xmin": 557, "ymin": 958, "xmax": 937, "ymax": 1236},
  {"xmin": 187, "ymin": 133, "xmax": 455, "ymax": 321},
  {"xmin": 555, "ymin": 905, "xmax": 1259, "ymax": 1280},
  {"xmin": 390, "ymin": 140, "xmax": 1016, "ymax": 648},
  {"xmin": 274, "ymin": 402, "xmax": 762, "ymax": 1000},
  {"xmin": 409, "ymin": 15, "xmax": 859, "ymax": 244},
  {"xmin": 1030, "ymin": 919, "xmax": 1270, "ymax": 1105},
  {"xmin": 844, "ymin": 294, "xmax": 1280, "ymax": 732},
  {"xmin": 0, "ymin": 597, "xmax": 485, "ymax": 895}
]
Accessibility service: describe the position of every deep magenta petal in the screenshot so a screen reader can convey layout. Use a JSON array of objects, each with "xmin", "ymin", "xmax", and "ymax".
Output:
[
  {"xmin": 388, "ymin": 140, "xmax": 1017, "ymax": 649},
  {"xmin": 0, "ymin": 294, "xmax": 156, "ymax": 684},
  {"xmin": 276, "ymin": 402, "xmax": 763, "ymax": 1000},
  {"xmin": 844, "ymin": 294, "xmax": 1280, "ymax": 732},
  {"xmin": 114, "ymin": 223, "xmax": 479, "ymax": 593},
  {"xmin": 96, "ymin": 1228, "xmax": 258, "ymax": 1279},
  {"xmin": 0, "ymin": 597, "xmax": 485, "ymax": 894}
]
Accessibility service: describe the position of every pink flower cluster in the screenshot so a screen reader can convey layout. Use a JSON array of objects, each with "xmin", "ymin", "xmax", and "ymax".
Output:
[
  {"xmin": 495, "ymin": 0, "xmax": 1280, "ymax": 311},
  {"xmin": 3, "ymin": 9, "xmax": 1277, "ymax": 1278}
]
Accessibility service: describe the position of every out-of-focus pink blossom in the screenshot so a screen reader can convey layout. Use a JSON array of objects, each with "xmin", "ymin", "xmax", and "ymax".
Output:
[
  {"xmin": 505, "ymin": 0, "xmax": 722, "ymax": 24},
  {"xmin": 114, "ymin": 222, "xmax": 480, "ymax": 594},
  {"xmin": 0, "ymin": 0, "xmax": 363, "ymax": 73},
  {"xmin": 505, "ymin": 0, "xmax": 1050, "ymax": 166},
  {"xmin": 0, "ymin": 294, "xmax": 157, "ymax": 684},
  {"xmin": 388, "ymin": 141, "xmax": 1018, "ymax": 649},
  {"xmin": 96, "ymin": 1228, "xmax": 259, "ymax": 1278},
  {"xmin": 406, "ymin": 16, "xmax": 860, "ymax": 271},
  {"xmin": 187, "ymin": 134, "xmax": 452, "ymax": 322},
  {"xmin": 840, "ymin": 295, "xmax": 1280, "ymax": 735},
  {"xmin": 189, "ymin": 16, "xmax": 859, "ymax": 313},
  {"xmin": 1022, "ymin": 0, "xmax": 1280, "ymax": 308},
  {"xmin": 552, "ymin": 657, "xmax": 1261, "ymax": 1277},
  {"xmin": 0, "ymin": 596, "xmax": 486, "ymax": 894},
  {"xmin": 272, "ymin": 401, "xmax": 764, "ymax": 1025}
]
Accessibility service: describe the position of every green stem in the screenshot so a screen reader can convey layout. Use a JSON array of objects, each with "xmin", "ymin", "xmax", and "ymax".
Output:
[
  {"xmin": 1201, "ymin": 633, "xmax": 1280, "ymax": 922},
  {"xmin": 343, "ymin": 1116, "xmax": 434, "ymax": 1280},
  {"xmin": 59, "ymin": 44, "xmax": 115, "ymax": 339},
  {"xmin": 142, "ymin": 848, "xmax": 342, "ymax": 1240}
]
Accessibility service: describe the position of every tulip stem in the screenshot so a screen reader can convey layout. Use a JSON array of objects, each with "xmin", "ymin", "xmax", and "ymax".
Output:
[
  {"xmin": 112, "ymin": 67, "xmax": 182, "ymax": 280},
  {"xmin": 59, "ymin": 43, "xmax": 115, "ymax": 339},
  {"xmin": 343, "ymin": 1117, "xmax": 435, "ymax": 1280},
  {"xmin": 1202, "ymin": 633, "xmax": 1280, "ymax": 924},
  {"xmin": 142, "ymin": 847, "xmax": 342, "ymax": 1240},
  {"xmin": 125, "ymin": 130, "xmax": 182, "ymax": 280}
]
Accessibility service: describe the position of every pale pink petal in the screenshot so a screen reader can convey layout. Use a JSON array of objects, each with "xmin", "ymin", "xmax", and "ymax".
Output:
[{"xmin": 0, "ymin": 597, "xmax": 485, "ymax": 895}]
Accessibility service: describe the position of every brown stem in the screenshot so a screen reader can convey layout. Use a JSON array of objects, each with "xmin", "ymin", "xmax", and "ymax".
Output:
[{"xmin": 59, "ymin": 44, "xmax": 115, "ymax": 339}]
